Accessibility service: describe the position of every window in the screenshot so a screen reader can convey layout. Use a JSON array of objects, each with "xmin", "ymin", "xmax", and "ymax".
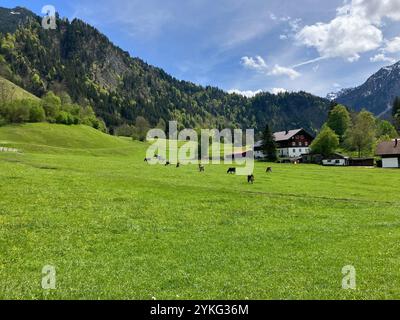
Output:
[
  {"xmin": 293, "ymin": 149, "xmax": 296, "ymax": 153},
  {"xmin": 298, "ymin": 142, "xmax": 303, "ymax": 147},
  {"xmin": 305, "ymin": 142, "xmax": 309, "ymax": 146},
  {"xmin": 335, "ymin": 160, "xmax": 340, "ymax": 164},
  {"xmin": 292, "ymin": 142, "xmax": 296, "ymax": 146}
]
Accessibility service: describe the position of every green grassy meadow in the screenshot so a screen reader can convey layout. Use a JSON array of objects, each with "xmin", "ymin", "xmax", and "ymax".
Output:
[{"xmin": 0, "ymin": 123, "xmax": 400, "ymax": 300}]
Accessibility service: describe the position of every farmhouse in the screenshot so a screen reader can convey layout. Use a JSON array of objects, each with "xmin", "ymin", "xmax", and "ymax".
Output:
[
  {"xmin": 254, "ymin": 128, "xmax": 314, "ymax": 160},
  {"xmin": 376, "ymin": 139, "xmax": 400, "ymax": 168},
  {"xmin": 322, "ymin": 153, "xmax": 349, "ymax": 166}
]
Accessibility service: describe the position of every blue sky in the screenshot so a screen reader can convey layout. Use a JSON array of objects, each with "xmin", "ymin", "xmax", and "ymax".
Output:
[{"xmin": 2, "ymin": 0, "xmax": 400, "ymax": 97}]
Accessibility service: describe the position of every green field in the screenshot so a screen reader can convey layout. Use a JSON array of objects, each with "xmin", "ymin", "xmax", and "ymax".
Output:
[{"xmin": 0, "ymin": 123, "xmax": 399, "ymax": 300}]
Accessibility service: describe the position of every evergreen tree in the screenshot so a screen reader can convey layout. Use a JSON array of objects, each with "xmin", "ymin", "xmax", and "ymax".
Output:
[
  {"xmin": 261, "ymin": 124, "xmax": 277, "ymax": 162},
  {"xmin": 393, "ymin": 97, "xmax": 400, "ymax": 130},
  {"xmin": 392, "ymin": 97, "xmax": 400, "ymax": 118}
]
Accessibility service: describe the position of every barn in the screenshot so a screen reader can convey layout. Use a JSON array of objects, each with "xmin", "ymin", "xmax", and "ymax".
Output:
[{"xmin": 376, "ymin": 139, "xmax": 400, "ymax": 168}]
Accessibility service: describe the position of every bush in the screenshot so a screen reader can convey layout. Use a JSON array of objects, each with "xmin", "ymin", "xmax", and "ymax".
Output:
[
  {"xmin": 5, "ymin": 100, "xmax": 30, "ymax": 123},
  {"xmin": 41, "ymin": 91, "xmax": 61, "ymax": 122},
  {"xmin": 56, "ymin": 111, "xmax": 75, "ymax": 125},
  {"xmin": 0, "ymin": 114, "xmax": 6, "ymax": 126},
  {"xmin": 115, "ymin": 124, "xmax": 136, "ymax": 137},
  {"xmin": 29, "ymin": 102, "xmax": 46, "ymax": 123}
]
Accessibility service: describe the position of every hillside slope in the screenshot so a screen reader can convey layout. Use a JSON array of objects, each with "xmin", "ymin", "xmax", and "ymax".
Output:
[
  {"xmin": 335, "ymin": 61, "xmax": 400, "ymax": 117},
  {"xmin": 0, "ymin": 6, "xmax": 36, "ymax": 34},
  {"xmin": 0, "ymin": 75, "xmax": 40, "ymax": 102},
  {"xmin": 0, "ymin": 6, "xmax": 331, "ymax": 133},
  {"xmin": 0, "ymin": 123, "xmax": 140, "ymax": 154}
]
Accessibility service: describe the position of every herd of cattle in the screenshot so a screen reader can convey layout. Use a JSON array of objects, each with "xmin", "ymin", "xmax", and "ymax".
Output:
[{"xmin": 144, "ymin": 155, "xmax": 272, "ymax": 184}]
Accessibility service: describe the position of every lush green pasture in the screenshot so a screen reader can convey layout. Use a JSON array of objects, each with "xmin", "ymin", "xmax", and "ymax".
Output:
[{"xmin": 0, "ymin": 124, "xmax": 400, "ymax": 300}]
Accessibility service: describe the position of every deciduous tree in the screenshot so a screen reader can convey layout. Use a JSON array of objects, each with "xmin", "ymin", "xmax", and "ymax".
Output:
[
  {"xmin": 327, "ymin": 104, "xmax": 351, "ymax": 141},
  {"xmin": 345, "ymin": 110, "xmax": 376, "ymax": 158},
  {"xmin": 311, "ymin": 125, "xmax": 339, "ymax": 157}
]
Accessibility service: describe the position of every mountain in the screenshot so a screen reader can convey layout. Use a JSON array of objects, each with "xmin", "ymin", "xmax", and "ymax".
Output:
[
  {"xmin": 0, "ymin": 6, "xmax": 36, "ymax": 34},
  {"xmin": 0, "ymin": 6, "xmax": 331, "ymax": 133},
  {"xmin": 333, "ymin": 61, "xmax": 400, "ymax": 117}
]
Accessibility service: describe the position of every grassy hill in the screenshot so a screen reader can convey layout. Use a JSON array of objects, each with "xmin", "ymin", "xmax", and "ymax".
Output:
[
  {"xmin": 0, "ymin": 76, "xmax": 40, "ymax": 102},
  {"xmin": 0, "ymin": 123, "xmax": 144, "ymax": 155},
  {"xmin": 1, "ymin": 123, "xmax": 400, "ymax": 299}
]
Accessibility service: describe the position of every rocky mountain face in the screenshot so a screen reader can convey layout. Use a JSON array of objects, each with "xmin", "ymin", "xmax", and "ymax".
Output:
[
  {"xmin": 0, "ymin": 6, "xmax": 331, "ymax": 133},
  {"xmin": 333, "ymin": 61, "xmax": 400, "ymax": 117}
]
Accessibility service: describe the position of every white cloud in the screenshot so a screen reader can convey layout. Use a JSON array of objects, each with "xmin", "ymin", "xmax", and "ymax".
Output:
[
  {"xmin": 384, "ymin": 37, "xmax": 400, "ymax": 53},
  {"xmin": 241, "ymin": 56, "xmax": 268, "ymax": 71},
  {"xmin": 296, "ymin": 0, "xmax": 400, "ymax": 62},
  {"xmin": 269, "ymin": 65, "xmax": 300, "ymax": 80},
  {"xmin": 370, "ymin": 53, "xmax": 396, "ymax": 64},
  {"xmin": 289, "ymin": 18, "xmax": 302, "ymax": 32},
  {"xmin": 228, "ymin": 89, "xmax": 263, "ymax": 98},
  {"xmin": 228, "ymin": 87, "xmax": 289, "ymax": 97},
  {"xmin": 241, "ymin": 56, "xmax": 300, "ymax": 80},
  {"xmin": 271, "ymin": 88, "xmax": 288, "ymax": 95},
  {"xmin": 340, "ymin": 0, "xmax": 400, "ymax": 23},
  {"xmin": 297, "ymin": 15, "xmax": 382, "ymax": 62}
]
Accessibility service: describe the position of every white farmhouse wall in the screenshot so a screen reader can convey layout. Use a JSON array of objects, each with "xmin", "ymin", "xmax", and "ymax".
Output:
[
  {"xmin": 279, "ymin": 147, "xmax": 310, "ymax": 158},
  {"xmin": 382, "ymin": 157, "xmax": 399, "ymax": 168},
  {"xmin": 322, "ymin": 159, "xmax": 347, "ymax": 166},
  {"xmin": 254, "ymin": 151, "xmax": 265, "ymax": 159}
]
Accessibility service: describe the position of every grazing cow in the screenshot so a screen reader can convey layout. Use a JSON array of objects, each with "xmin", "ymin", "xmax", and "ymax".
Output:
[
  {"xmin": 199, "ymin": 164, "xmax": 205, "ymax": 172},
  {"xmin": 227, "ymin": 168, "xmax": 236, "ymax": 174},
  {"xmin": 144, "ymin": 158, "xmax": 151, "ymax": 162},
  {"xmin": 247, "ymin": 174, "xmax": 255, "ymax": 184},
  {"xmin": 266, "ymin": 167, "xmax": 273, "ymax": 173},
  {"xmin": 176, "ymin": 162, "xmax": 180, "ymax": 168},
  {"xmin": 165, "ymin": 161, "xmax": 171, "ymax": 166}
]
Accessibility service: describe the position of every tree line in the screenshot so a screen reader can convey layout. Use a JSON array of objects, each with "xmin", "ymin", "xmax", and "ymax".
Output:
[
  {"xmin": 311, "ymin": 100, "xmax": 399, "ymax": 158},
  {"xmin": 0, "ymin": 86, "xmax": 106, "ymax": 131}
]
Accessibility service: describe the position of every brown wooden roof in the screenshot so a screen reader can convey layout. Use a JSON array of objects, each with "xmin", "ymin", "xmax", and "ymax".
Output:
[{"xmin": 376, "ymin": 140, "xmax": 400, "ymax": 156}]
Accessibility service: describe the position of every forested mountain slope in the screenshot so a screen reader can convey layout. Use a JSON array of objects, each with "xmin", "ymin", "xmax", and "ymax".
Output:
[{"xmin": 0, "ymin": 6, "xmax": 331, "ymax": 133}]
